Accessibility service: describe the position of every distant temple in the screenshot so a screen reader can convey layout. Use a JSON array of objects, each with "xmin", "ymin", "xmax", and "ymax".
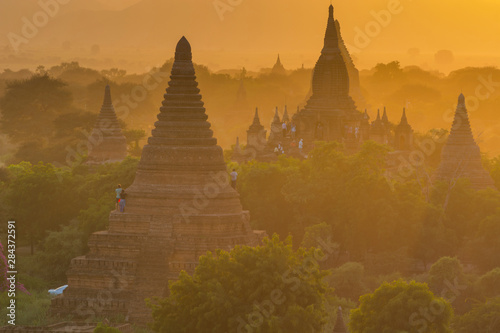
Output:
[
  {"xmin": 333, "ymin": 307, "xmax": 348, "ymax": 333},
  {"xmin": 272, "ymin": 54, "xmax": 287, "ymax": 75},
  {"xmin": 52, "ymin": 37, "xmax": 264, "ymax": 323},
  {"xmin": 86, "ymin": 85, "xmax": 127, "ymax": 164},
  {"xmin": 293, "ymin": 5, "xmax": 361, "ymax": 145},
  {"xmin": 433, "ymin": 94, "xmax": 495, "ymax": 189},
  {"xmin": 233, "ymin": 5, "xmax": 412, "ymax": 163}
]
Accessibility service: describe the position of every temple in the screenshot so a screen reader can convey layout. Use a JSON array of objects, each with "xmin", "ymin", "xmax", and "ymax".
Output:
[
  {"xmin": 52, "ymin": 37, "xmax": 264, "ymax": 323},
  {"xmin": 293, "ymin": 5, "xmax": 362, "ymax": 145},
  {"xmin": 433, "ymin": 94, "xmax": 495, "ymax": 189},
  {"xmin": 333, "ymin": 307, "xmax": 348, "ymax": 333},
  {"xmin": 86, "ymin": 85, "xmax": 127, "ymax": 164},
  {"xmin": 234, "ymin": 4, "xmax": 381, "ymax": 162},
  {"xmin": 272, "ymin": 54, "xmax": 287, "ymax": 75}
]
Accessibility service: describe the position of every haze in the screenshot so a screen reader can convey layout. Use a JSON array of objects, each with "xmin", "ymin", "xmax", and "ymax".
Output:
[{"xmin": 1, "ymin": 0, "xmax": 499, "ymax": 72}]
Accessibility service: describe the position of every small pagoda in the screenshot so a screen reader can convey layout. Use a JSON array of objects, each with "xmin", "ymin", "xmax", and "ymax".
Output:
[
  {"xmin": 86, "ymin": 85, "xmax": 127, "ymax": 164},
  {"xmin": 434, "ymin": 93, "xmax": 495, "ymax": 189}
]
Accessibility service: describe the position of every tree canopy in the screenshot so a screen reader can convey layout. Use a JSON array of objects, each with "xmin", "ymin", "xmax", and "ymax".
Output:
[
  {"xmin": 350, "ymin": 280, "xmax": 453, "ymax": 333},
  {"xmin": 149, "ymin": 235, "xmax": 331, "ymax": 333}
]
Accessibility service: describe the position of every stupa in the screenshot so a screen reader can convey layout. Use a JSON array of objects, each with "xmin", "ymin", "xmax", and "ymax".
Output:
[
  {"xmin": 293, "ymin": 5, "xmax": 362, "ymax": 145},
  {"xmin": 86, "ymin": 85, "xmax": 127, "ymax": 164},
  {"xmin": 434, "ymin": 94, "xmax": 495, "ymax": 189},
  {"xmin": 333, "ymin": 306, "xmax": 348, "ymax": 333},
  {"xmin": 52, "ymin": 36, "xmax": 263, "ymax": 323},
  {"xmin": 272, "ymin": 54, "xmax": 287, "ymax": 75}
]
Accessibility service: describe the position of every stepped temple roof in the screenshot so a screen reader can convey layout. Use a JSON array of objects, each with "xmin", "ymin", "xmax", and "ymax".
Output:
[
  {"xmin": 86, "ymin": 85, "xmax": 127, "ymax": 164},
  {"xmin": 434, "ymin": 94, "xmax": 495, "ymax": 190},
  {"xmin": 52, "ymin": 36, "xmax": 263, "ymax": 323}
]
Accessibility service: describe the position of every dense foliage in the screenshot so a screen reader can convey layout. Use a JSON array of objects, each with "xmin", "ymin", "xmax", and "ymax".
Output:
[
  {"xmin": 350, "ymin": 280, "xmax": 453, "ymax": 333},
  {"xmin": 150, "ymin": 235, "xmax": 331, "ymax": 333}
]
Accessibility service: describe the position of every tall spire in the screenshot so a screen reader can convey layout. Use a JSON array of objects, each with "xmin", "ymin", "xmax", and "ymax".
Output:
[
  {"xmin": 253, "ymin": 107, "xmax": 261, "ymax": 124},
  {"xmin": 272, "ymin": 54, "xmax": 286, "ymax": 75},
  {"xmin": 103, "ymin": 84, "xmax": 112, "ymax": 107},
  {"xmin": 148, "ymin": 36, "xmax": 216, "ymax": 150},
  {"xmin": 433, "ymin": 93, "xmax": 495, "ymax": 190},
  {"xmin": 282, "ymin": 105, "xmax": 290, "ymax": 123},
  {"xmin": 86, "ymin": 84, "xmax": 127, "ymax": 164},
  {"xmin": 333, "ymin": 306, "xmax": 347, "ymax": 333},
  {"xmin": 448, "ymin": 93, "xmax": 474, "ymax": 145},
  {"xmin": 399, "ymin": 108, "xmax": 409, "ymax": 126},
  {"xmin": 249, "ymin": 107, "xmax": 265, "ymax": 131},
  {"xmin": 272, "ymin": 107, "xmax": 281, "ymax": 124},
  {"xmin": 382, "ymin": 107, "xmax": 389, "ymax": 124},
  {"xmin": 322, "ymin": 4, "xmax": 340, "ymax": 54}
]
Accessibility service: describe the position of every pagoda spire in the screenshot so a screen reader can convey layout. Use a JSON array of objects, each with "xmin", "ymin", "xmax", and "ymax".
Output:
[
  {"xmin": 283, "ymin": 105, "xmax": 290, "ymax": 123},
  {"xmin": 103, "ymin": 84, "xmax": 112, "ymax": 107},
  {"xmin": 272, "ymin": 106, "xmax": 281, "ymax": 124},
  {"xmin": 382, "ymin": 107, "xmax": 389, "ymax": 124},
  {"xmin": 272, "ymin": 54, "xmax": 286, "ymax": 74},
  {"xmin": 333, "ymin": 306, "xmax": 347, "ymax": 333},
  {"xmin": 322, "ymin": 4, "xmax": 340, "ymax": 54},
  {"xmin": 86, "ymin": 84, "xmax": 127, "ymax": 164},
  {"xmin": 447, "ymin": 93, "xmax": 475, "ymax": 145},
  {"xmin": 400, "ymin": 108, "xmax": 409, "ymax": 126},
  {"xmin": 253, "ymin": 107, "xmax": 261, "ymax": 125},
  {"xmin": 433, "ymin": 93, "xmax": 495, "ymax": 190}
]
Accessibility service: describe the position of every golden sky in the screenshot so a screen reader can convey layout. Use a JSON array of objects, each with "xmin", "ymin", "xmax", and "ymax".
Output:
[{"xmin": 0, "ymin": 0, "xmax": 499, "ymax": 72}]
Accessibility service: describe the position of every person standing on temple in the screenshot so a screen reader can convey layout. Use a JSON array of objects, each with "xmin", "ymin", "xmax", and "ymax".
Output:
[
  {"xmin": 298, "ymin": 139, "xmax": 304, "ymax": 153},
  {"xmin": 115, "ymin": 184, "xmax": 122, "ymax": 211},
  {"xmin": 291, "ymin": 122, "xmax": 296, "ymax": 139},
  {"xmin": 119, "ymin": 190, "xmax": 127, "ymax": 213},
  {"xmin": 282, "ymin": 121, "xmax": 287, "ymax": 138},
  {"xmin": 230, "ymin": 169, "xmax": 238, "ymax": 189}
]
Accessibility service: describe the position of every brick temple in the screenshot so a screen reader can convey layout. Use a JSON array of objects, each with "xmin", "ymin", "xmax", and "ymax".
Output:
[
  {"xmin": 86, "ymin": 85, "xmax": 127, "ymax": 165},
  {"xmin": 52, "ymin": 36, "xmax": 263, "ymax": 323},
  {"xmin": 433, "ymin": 93, "xmax": 495, "ymax": 189}
]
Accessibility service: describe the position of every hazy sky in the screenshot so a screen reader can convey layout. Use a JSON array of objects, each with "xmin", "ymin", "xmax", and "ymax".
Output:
[{"xmin": 0, "ymin": 0, "xmax": 499, "ymax": 72}]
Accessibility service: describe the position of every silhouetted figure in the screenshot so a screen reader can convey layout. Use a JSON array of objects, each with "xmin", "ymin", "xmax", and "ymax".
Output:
[
  {"xmin": 230, "ymin": 169, "xmax": 238, "ymax": 189},
  {"xmin": 115, "ymin": 184, "xmax": 122, "ymax": 211},
  {"xmin": 119, "ymin": 190, "xmax": 127, "ymax": 213}
]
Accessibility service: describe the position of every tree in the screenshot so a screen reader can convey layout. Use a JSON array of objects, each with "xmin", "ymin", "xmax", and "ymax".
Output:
[
  {"xmin": 32, "ymin": 221, "xmax": 85, "ymax": 284},
  {"xmin": 427, "ymin": 257, "xmax": 467, "ymax": 294},
  {"xmin": 123, "ymin": 129, "xmax": 146, "ymax": 157},
  {"xmin": 149, "ymin": 235, "xmax": 330, "ymax": 333},
  {"xmin": 466, "ymin": 209, "xmax": 500, "ymax": 271},
  {"xmin": 454, "ymin": 297, "xmax": 500, "ymax": 333},
  {"xmin": 0, "ymin": 74, "xmax": 73, "ymax": 142},
  {"xmin": 350, "ymin": 280, "xmax": 453, "ymax": 333},
  {"xmin": 327, "ymin": 262, "xmax": 368, "ymax": 302},
  {"xmin": 4, "ymin": 162, "xmax": 78, "ymax": 254},
  {"xmin": 474, "ymin": 268, "xmax": 500, "ymax": 300}
]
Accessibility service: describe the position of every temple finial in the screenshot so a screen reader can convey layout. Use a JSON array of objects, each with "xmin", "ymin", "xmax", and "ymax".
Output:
[
  {"xmin": 103, "ymin": 84, "xmax": 112, "ymax": 107},
  {"xmin": 323, "ymin": 4, "xmax": 339, "ymax": 53},
  {"xmin": 458, "ymin": 93, "xmax": 465, "ymax": 106},
  {"xmin": 175, "ymin": 36, "xmax": 192, "ymax": 61},
  {"xmin": 400, "ymin": 107, "xmax": 408, "ymax": 125}
]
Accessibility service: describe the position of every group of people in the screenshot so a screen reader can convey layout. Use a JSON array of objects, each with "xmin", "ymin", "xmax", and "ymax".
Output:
[
  {"xmin": 281, "ymin": 121, "xmax": 296, "ymax": 139},
  {"xmin": 115, "ymin": 184, "xmax": 127, "ymax": 213},
  {"xmin": 274, "ymin": 138, "xmax": 304, "ymax": 156}
]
